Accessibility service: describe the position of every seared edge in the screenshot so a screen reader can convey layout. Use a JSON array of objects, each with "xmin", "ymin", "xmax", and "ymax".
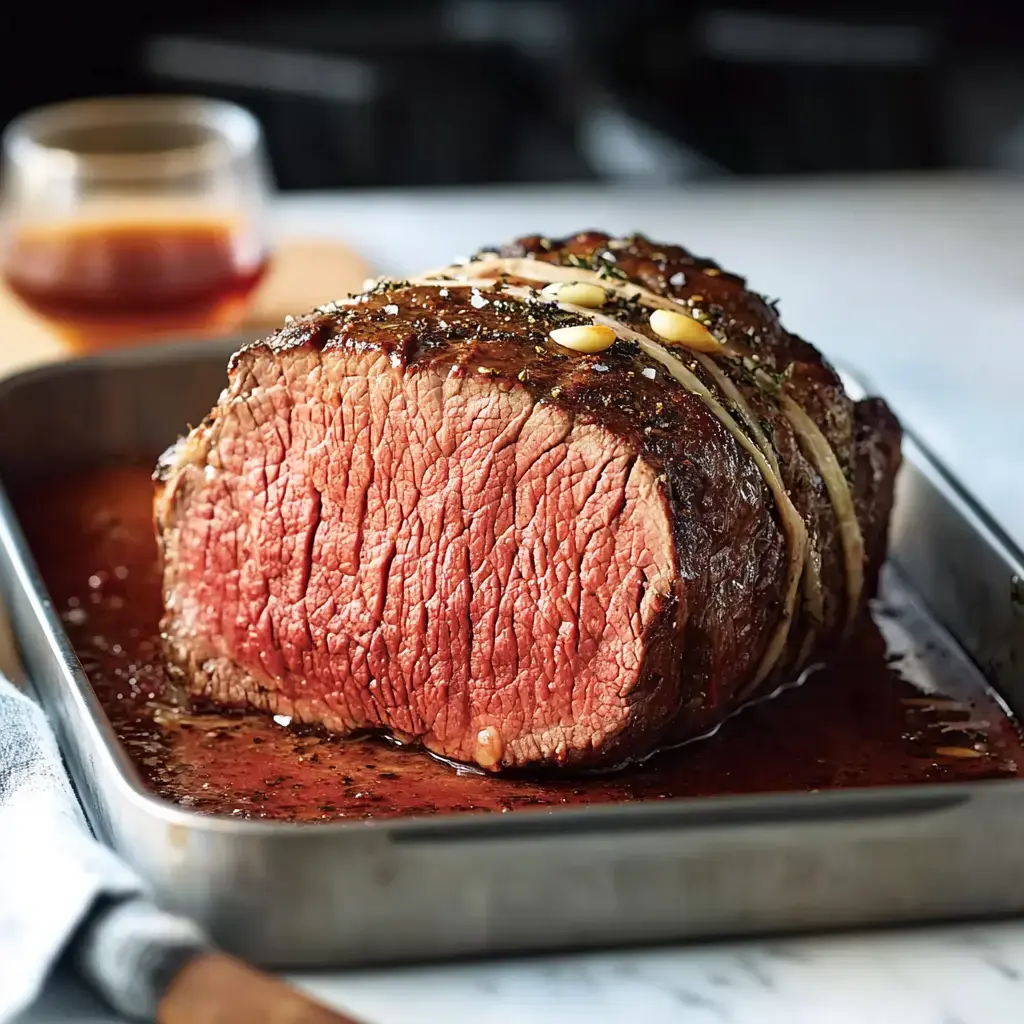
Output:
[{"xmin": 156, "ymin": 230, "xmax": 900, "ymax": 769}]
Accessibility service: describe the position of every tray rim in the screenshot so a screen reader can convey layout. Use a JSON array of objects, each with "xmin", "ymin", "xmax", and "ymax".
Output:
[{"xmin": 1, "ymin": 339, "xmax": 1022, "ymax": 840}]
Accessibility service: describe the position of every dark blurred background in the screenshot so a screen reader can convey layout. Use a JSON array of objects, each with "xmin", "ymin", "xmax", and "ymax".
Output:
[{"xmin": 4, "ymin": 0, "xmax": 1023, "ymax": 189}]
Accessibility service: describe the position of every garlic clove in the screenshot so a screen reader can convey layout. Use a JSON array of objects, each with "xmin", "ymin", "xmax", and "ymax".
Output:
[
  {"xmin": 648, "ymin": 309, "xmax": 722, "ymax": 353},
  {"xmin": 549, "ymin": 324, "xmax": 617, "ymax": 354}
]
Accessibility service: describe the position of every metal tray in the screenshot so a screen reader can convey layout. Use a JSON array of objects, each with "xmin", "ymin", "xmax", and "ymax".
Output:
[{"xmin": 1, "ymin": 340, "xmax": 1024, "ymax": 968}]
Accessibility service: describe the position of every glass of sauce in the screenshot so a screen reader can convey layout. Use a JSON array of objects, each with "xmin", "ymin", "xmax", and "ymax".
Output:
[{"xmin": 0, "ymin": 96, "xmax": 272, "ymax": 352}]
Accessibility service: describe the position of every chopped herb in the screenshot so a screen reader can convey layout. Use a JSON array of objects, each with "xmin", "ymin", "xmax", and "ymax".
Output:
[
  {"xmin": 755, "ymin": 362, "xmax": 794, "ymax": 391},
  {"xmin": 539, "ymin": 304, "xmax": 589, "ymax": 327},
  {"xmin": 597, "ymin": 262, "xmax": 629, "ymax": 282}
]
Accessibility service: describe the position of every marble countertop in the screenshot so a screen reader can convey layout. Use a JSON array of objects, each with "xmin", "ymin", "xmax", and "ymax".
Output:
[
  {"xmin": 17, "ymin": 173, "xmax": 1024, "ymax": 1022},
  {"xmin": 23, "ymin": 921, "xmax": 1024, "ymax": 1023}
]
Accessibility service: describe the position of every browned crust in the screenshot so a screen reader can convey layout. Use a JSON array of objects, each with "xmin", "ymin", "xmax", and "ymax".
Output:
[{"xmin": 156, "ymin": 231, "xmax": 901, "ymax": 770}]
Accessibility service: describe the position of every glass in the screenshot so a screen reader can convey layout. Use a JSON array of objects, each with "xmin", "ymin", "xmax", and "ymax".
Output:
[{"xmin": 0, "ymin": 96, "xmax": 272, "ymax": 352}]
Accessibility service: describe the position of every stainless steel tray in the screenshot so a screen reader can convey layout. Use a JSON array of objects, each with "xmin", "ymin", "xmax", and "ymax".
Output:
[{"xmin": 1, "ymin": 340, "xmax": 1024, "ymax": 968}]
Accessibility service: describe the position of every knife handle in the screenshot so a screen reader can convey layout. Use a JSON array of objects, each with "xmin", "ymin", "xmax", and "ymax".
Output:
[{"xmin": 158, "ymin": 952, "xmax": 365, "ymax": 1024}]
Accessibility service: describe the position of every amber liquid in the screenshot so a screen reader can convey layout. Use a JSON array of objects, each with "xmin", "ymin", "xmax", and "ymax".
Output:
[{"xmin": 4, "ymin": 220, "xmax": 268, "ymax": 352}]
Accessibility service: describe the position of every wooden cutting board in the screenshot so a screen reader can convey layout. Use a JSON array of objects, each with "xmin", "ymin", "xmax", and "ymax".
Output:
[{"xmin": 0, "ymin": 238, "xmax": 373, "ymax": 379}]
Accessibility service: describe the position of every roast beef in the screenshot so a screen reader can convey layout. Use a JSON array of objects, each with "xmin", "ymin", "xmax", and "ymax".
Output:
[{"xmin": 155, "ymin": 231, "xmax": 901, "ymax": 771}]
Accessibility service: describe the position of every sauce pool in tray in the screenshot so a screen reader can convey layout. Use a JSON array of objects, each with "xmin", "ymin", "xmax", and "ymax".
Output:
[{"xmin": 10, "ymin": 464, "xmax": 1024, "ymax": 822}]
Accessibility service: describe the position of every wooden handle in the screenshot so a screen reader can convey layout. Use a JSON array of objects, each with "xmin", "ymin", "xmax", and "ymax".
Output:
[
  {"xmin": 0, "ymin": 598, "xmax": 24, "ymax": 686},
  {"xmin": 158, "ymin": 952, "xmax": 367, "ymax": 1024}
]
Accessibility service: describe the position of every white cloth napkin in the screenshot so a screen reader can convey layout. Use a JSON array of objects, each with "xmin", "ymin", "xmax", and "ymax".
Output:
[{"xmin": 0, "ymin": 677, "xmax": 209, "ymax": 1022}]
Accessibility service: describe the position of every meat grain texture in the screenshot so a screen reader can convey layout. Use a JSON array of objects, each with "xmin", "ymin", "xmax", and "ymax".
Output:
[{"xmin": 155, "ymin": 232, "xmax": 901, "ymax": 771}]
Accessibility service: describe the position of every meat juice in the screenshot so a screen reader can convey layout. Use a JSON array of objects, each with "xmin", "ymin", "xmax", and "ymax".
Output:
[
  {"xmin": 3, "ymin": 219, "xmax": 267, "ymax": 351},
  {"xmin": 9, "ymin": 464, "xmax": 1024, "ymax": 822}
]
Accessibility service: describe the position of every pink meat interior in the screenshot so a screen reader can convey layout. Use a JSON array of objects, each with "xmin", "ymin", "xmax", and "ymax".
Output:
[{"xmin": 163, "ymin": 349, "xmax": 677, "ymax": 768}]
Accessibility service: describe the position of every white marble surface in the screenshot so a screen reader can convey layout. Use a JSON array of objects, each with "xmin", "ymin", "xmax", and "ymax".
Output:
[
  {"xmin": 299, "ymin": 923, "xmax": 1024, "ymax": 1023},
  {"xmin": 20, "ymin": 921, "xmax": 1024, "ymax": 1023},
  {"xmin": 16, "ymin": 174, "xmax": 1024, "ymax": 1022}
]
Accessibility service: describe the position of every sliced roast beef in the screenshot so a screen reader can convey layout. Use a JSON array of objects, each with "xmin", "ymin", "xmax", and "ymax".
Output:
[{"xmin": 155, "ymin": 231, "xmax": 901, "ymax": 771}]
